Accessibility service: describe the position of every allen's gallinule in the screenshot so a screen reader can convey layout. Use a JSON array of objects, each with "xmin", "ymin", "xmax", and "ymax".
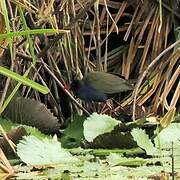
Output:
[{"xmin": 70, "ymin": 72, "xmax": 134, "ymax": 102}]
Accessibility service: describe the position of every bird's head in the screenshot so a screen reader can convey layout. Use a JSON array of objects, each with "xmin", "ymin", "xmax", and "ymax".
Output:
[{"xmin": 70, "ymin": 79, "xmax": 85, "ymax": 94}]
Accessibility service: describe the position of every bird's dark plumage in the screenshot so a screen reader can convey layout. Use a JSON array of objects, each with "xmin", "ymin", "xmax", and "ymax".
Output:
[
  {"xmin": 71, "ymin": 72, "xmax": 134, "ymax": 102},
  {"xmin": 71, "ymin": 79, "xmax": 107, "ymax": 102}
]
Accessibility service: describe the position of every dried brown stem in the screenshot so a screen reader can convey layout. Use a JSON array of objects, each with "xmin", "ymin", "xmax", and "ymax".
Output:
[{"xmin": 132, "ymin": 39, "xmax": 180, "ymax": 120}]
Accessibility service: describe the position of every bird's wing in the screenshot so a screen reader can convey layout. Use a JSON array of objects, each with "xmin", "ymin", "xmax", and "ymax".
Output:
[{"xmin": 83, "ymin": 72, "xmax": 133, "ymax": 94}]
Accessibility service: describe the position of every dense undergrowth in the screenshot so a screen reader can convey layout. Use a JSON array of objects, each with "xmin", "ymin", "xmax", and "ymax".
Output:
[{"xmin": 0, "ymin": 0, "xmax": 180, "ymax": 179}]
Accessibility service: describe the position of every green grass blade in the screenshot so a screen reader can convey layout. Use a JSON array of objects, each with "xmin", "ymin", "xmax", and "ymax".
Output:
[
  {"xmin": 18, "ymin": 6, "xmax": 36, "ymax": 65},
  {"xmin": 0, "ymin": 0, "xmax": 13, "ymax": 57},
  {"xmin": 0, "ymin": 29, "xmax": 69, "ymax": 40},
  {"xmin": 0, "ymin": 66, "xmax": 49, "ymax": 94}
]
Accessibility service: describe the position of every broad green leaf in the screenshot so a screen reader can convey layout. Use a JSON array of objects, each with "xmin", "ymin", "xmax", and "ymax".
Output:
[
  {"xmin": 3, "ymin": 97, "xmax": 60, "ymax": 135},
  {"xmin": 0, "ymin": 117, "xmax": 16, "ymax": 132},
  {"xmin": 64, "ymin": 114, "xmax": 85, "ymax": 139},
  {"xmin": 107, "ymin": 153, "xmax": 146, "ymax": 166},
  {"xmin": 61, "ymin": 114, "xmax": 86, "ymax": 148},
  {"xmin": 83, "ymin": 113, "xmax": 119, "ymax": 142},
  {"xmin": 0, "ymin": 117, "xmax": 49, "ymax": 139},
  {"xmin": 131, "ymin": 128, "xmax": 157, "ymax": 155},
  {"xmin": 17, "ymin": 135, "xmax": 79, "ymax": 165},
  {"xmin": 23, "ymin": 126, "xmax": 48, "ymax": 140},
  {"xmin": 154, "ymin": 123, "xmax": 180, "ymax": 149}
]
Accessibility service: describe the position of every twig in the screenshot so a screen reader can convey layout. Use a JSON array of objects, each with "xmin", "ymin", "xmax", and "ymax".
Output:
[
  {"xmin": 0, "ymin": 148, "xmax": 14, "ymax": 174},
  {"xmin": 132, "ymin": 39, "xmax": 180, "ymax": 120},
  {"xmin": 171, "ymin": 141, "xmax": 175, "ymax": 180}
]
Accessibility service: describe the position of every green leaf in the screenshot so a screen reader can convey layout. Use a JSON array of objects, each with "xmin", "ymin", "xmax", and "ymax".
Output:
[
  {"xmin": 3, "ymin": 97, "xmax": 60, "ymax": 135},
  {"xmin": 64, "ymin": 114, "xmax": 85, "ymax": 139},
  {"xmin": 0, "ymin": 117, "xmax": 17, "ymax": 132},
  {"xmin": 0, "ymin": 117, "xmax": 49, "ymax": 139},
  {"xmin": 154, "ymin": 123, "xmax": 180, "ymax": 149},
  {"xmin": 23, "ymin": 126, "xmax": 48, "ymax": 140},
  {"xmin": 17, "ymin": 135, "xmax": 79, "ymax": 165},
  {"xmin": 83, "ymin": 113, "xmax": 119, "ymax": 142},
  {"xmin": 131, "ymin": 128, "xmax": 157, "ymax": 155},
  {"xmin": 61, "ymin": 114, "xmax": 86, "ymax": 148},
  {"xmin": 107, "ymin": 153, "xmax": 146, "ymax": 166}
]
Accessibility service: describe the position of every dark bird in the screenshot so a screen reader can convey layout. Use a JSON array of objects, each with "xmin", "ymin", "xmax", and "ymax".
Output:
[{"xmin": 70, "ymin": 72, "xmax": 134, "ymax": 102}]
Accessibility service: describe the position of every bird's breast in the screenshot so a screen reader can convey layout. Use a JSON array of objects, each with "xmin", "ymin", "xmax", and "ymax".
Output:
[{"xmin": 76, "ymin": 84, "xmax": 107, "ymax": 102}]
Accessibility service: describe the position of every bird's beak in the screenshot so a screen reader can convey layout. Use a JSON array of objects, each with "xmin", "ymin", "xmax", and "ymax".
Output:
[{"xmin": 64, "ymin": 84, "xmax": 70, "ymax": 91}]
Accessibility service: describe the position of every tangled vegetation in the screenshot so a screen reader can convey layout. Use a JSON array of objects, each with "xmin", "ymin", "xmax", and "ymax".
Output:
[{"xmin": 0, "ymin": 0, "xmax": 179, "ymax": 179}]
